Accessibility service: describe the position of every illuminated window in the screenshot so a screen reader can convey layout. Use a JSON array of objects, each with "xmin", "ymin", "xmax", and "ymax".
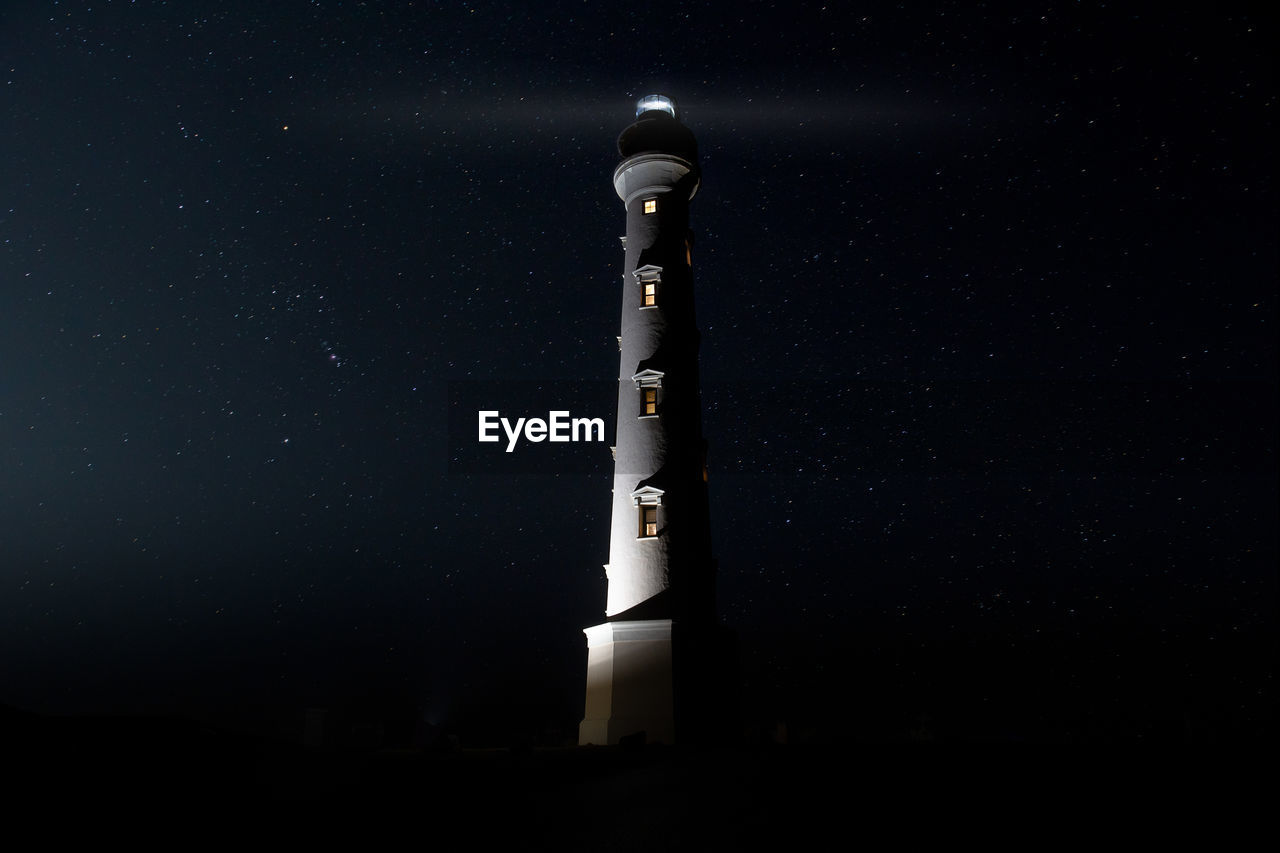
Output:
[
  {"xmin": 633, "ymin": 369, "xmax": 664, "ymax": 418},
  {"xmin": 643, "ymin": 198, "xmax": 657, "ymax": 214},
  {"xmin": 633, "ymin": 265, "xmax": 662, "ymax": 309},
  {"xmin": 640, "ymin": 506, "xmax": 658, "ymax": 538},
  {"xmin": 631, "ymin": 486, "xmax": 664, "ymax": 534}
]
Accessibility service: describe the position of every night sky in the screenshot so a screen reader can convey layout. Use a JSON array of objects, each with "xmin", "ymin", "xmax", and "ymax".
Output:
[{"xmin": 2, "ymin": 2, "xmax": 1273, "ymax": 743}]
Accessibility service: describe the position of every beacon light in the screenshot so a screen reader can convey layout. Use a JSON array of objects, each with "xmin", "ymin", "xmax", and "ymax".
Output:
[{"xmin": 635, "ymin": 94, "xmax": 677, "ymax": 118}]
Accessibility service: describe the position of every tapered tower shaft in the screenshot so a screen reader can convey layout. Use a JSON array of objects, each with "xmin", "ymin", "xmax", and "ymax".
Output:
[{"xmin": 580, "ymin": 96, "xmax": 715, "ymax": 746}]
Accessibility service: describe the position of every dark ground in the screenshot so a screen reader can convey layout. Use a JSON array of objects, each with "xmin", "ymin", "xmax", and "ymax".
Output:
[
  {"xmin": 7, "ymin": 732, "xmax": 1269, "ymax": 846},
  {"xmin": 6, "ymin": 685, "xmax": 1271, "ymax": 838}
]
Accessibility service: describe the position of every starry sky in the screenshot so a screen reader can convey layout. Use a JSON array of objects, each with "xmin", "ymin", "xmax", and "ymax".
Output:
[{"xmin": 2, "ymin": 1, "xmax": 1274, "ymax": 741}]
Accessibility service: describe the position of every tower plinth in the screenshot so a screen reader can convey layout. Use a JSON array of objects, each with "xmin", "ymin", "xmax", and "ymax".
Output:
[{"xmin": 579, "ymin": 96, "xmax": 717, "ymax": 746}]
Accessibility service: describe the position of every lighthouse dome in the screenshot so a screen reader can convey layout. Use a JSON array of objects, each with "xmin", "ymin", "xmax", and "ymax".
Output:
[{"xmin": 618, "ymin": 98, "xmax": 698, "ymax": 161}]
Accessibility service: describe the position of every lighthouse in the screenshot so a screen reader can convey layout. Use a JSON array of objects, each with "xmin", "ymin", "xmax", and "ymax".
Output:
[{"xmin": 579, "ymin": 95, "xmax": 718, "ymax": 746}]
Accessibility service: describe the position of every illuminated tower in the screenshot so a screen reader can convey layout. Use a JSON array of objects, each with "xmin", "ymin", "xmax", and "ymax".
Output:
[{"xmin": 579, "ymin": 96, "xmax": 717, "ymax": 746}]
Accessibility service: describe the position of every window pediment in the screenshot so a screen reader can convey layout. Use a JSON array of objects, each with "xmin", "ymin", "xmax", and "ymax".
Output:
[
  {"xmin": 631, "ymin": 368, "xmax": 665, "ymax": 389},
  {"xmin": 631, "ymin": 264, "xmax": 663, "ymax": 283},
  {"xmin": 630, "ymin": 486, "xmax": 665, "ymax": 507}
]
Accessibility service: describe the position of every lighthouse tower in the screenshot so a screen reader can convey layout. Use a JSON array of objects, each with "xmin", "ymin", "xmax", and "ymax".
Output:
[{"xmin": 579, "ymin": 96, "xmax": 717, "ymax": 746}]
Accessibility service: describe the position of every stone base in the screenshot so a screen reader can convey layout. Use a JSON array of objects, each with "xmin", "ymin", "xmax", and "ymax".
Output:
[{"xmin": 578, "ymin": 619, "xmax": 674, "ymax": 745}]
